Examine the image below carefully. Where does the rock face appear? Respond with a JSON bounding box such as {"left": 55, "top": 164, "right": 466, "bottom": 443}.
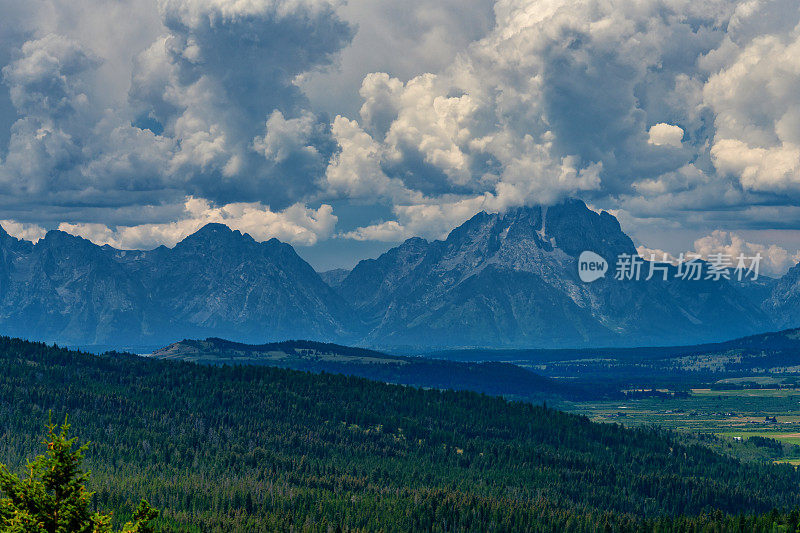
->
{"left": 0, "top": 199, "right": 789, "bottom": 349}
{"left": 338, "top": 200, "right": 772, "bottom": 348}
{"left": 0, "top": 223, "right": 362, "bottom": 346}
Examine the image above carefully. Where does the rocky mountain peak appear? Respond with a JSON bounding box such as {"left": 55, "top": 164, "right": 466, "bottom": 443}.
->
{"left": 399, "top": 236, "right": 429, "bottom": 249}
{"left": 0, "top": 224, "right": 33, "bottom": 253}
{"left": 441, "top": 199, "right": 634, "bottom": 261}
{"left": 542, "top": 201, "right": 634, "bottom": 258}
{"left": 172, "top": 223, "right": 257, "bottom": 255}
{"left": 41, "top": 229, "right": 87, "bottom": 244}
{"left": 37, "top": 230, "right": 109, "bottom": 259}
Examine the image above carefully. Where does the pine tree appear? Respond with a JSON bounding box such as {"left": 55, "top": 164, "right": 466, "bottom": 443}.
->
{"left": 0, "top": 417, "right": 159, "bottom": 533}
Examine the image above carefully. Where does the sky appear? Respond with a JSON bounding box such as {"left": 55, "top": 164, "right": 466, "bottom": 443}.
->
{"left": 1, "top": 0, "right": 800, "bottom": 274}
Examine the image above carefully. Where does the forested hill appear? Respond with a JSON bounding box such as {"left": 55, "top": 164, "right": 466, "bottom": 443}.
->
{"left": 2, "top": 336, "right": 800, "bottom": 531}
{"left": 151, "top": 337, "right": 587, "bottom": 400}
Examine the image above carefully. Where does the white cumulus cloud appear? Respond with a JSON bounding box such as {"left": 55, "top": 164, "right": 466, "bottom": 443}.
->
{"left": 648, "top": 123, "right": 684, "bottom": 147}
{"left": 56, "top": 197, "right": 338, "bottom": 249}
{"left": 0, "top": 220, "right": 47, "bottom": 242}
{"left": 638, "top": 230, "right": 800, "bottom": 277}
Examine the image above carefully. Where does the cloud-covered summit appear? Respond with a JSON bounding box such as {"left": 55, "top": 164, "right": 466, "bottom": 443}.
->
{"left": 1, "top": 0, "right": 800, "bottom": 272}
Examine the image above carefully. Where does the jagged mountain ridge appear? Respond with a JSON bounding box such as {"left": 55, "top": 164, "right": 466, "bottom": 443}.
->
{"left": 0, "top": 199, "right": 791, "bottom": 348}
{"left": 0, "top": 223, "right": 362, "bottom": 345}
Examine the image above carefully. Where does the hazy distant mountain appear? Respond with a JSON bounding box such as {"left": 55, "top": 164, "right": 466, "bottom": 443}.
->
{"left": 0, "top": 200, "right": 791, "bottom": 349}
{"left": 0, "top": 223, "right": 362, "bottom": 346}
{"left": 0, "top": 229, "right": 150, "bottom": 345}
{"left": 318, "top": 268, "right": 351, "bottom": 288}
{"left": 338, "top": 200, "right": 771, "bottom": 348}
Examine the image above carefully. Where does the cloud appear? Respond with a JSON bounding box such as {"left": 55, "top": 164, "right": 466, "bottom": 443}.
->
{"left": 253, "top": 111, "right": 321, "bottom": 164}
{"left": 2, "top": 0, "right": 800, "bottom": 267}
{"left": 324, "top": 115, "right": 412, "bottom": 200}
{"left": 2, "top": 34, "right": 100, "bottom": 117}
{"left": 711, "top": 138, "right": 800, "bottom": 194}
{"left": 126, "top": 0, "right": 353, "bottom": 206}
{"left": 298, "top": 0, "right": 496, "bottom": 117}
{"left": 636, "top": 246, "right": 678, "bottom": 264}
{"left": 704, "top": 2, "right": 800, "bottom": 193}
{"left": 342, "top": 193, "right": 506, "bottom": 242}
{"left": 638, "top": 230, "right": 800, "bottom": 277}
{"left": 330, "top": 1, "right": 735, "bottom": 225}
{"left": 693, "top": 230, "right": 800, "bottom": 277}
{"left": 338, "top": 220, "right": 409, "bottom": 241}
{"left": 648, "top": 123, "right": 684, "bottom": 147}
{"left": 330, "top": 0, "right": 731, "bottom": 242}
{"left": 0, "top": 220, "right": 47, "bottom": 242}
{"left": 56, "top": 197, "right": 337, "bottom": 249}
{"left": 0, "top": 0, "right": 353, "bottom": 219}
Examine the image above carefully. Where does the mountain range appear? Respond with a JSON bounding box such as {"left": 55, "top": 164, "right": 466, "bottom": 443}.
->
{"left": 0, "top": 199, "right": 796, "bottom": 349}
{"left": 0, "top": 223, "right": 359, "bottom": 346}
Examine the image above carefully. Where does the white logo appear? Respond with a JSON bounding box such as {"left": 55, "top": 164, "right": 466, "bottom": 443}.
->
{"left": 578, "top": 251, "right": 608, "bottom": 283}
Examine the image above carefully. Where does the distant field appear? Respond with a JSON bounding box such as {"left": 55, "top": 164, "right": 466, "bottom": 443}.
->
{"left": 715, "top": 431, "right": 800, "bottom": 446}
{"left": 558, "top": 386, "right": 800, "bottom": 462}
{"left": 691, "top": 388, "right": 800, "bottom": 397}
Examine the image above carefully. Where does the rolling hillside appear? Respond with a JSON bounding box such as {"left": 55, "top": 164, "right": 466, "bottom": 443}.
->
{"left": 2, "top": 336, "right": 800, "bottom": 531}
{"left": 150, "top": 337, "right": 588, "bottom": 400}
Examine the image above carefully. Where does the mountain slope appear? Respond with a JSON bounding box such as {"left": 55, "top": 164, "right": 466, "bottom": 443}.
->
{"left": 765, "top": 262, "right": 800, "bottom": 330}
{"left": 133, "top": 224, "right": 363, "bottom": 343}
{"left": 339, "top": 200, "right": 771, "bottom": 349}
{"left": 0, "top": 230, "right": 151, "bottom": 344}
{"left": 318, "top": 268, "right": 350, "bottom": 288}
